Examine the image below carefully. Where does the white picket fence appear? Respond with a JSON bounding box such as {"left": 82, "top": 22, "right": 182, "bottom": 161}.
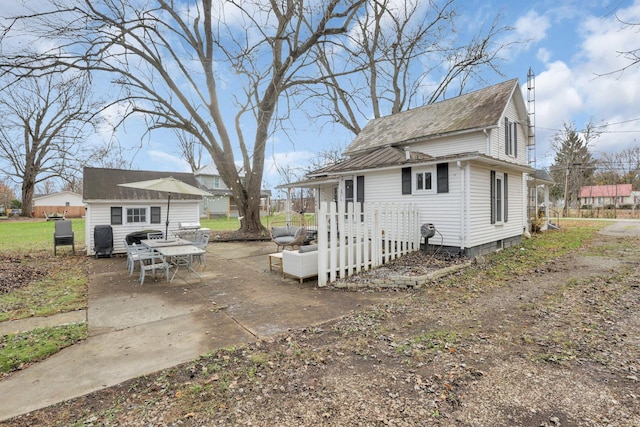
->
{"left": 317, "top": 201, "right": 421, "bottom": 286}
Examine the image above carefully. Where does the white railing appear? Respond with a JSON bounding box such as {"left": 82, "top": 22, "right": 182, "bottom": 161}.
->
{"left": 317, "top": 201, "right": 420, "bottom": 286}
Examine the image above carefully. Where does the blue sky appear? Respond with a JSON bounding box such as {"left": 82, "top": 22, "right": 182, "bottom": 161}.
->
{"left": 132, "top": 0, "right": 640, "bottom": 190}
{"left": 3, "top": 0, "right": 640, "bottom": 194}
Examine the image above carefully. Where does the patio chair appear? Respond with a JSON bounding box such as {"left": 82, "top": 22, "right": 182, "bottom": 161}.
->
{"left": 123, "top": 239, "right": 152, "bottom": 275}
{"left": 192, "top": 231, "right": 211, "bottom": 266}
{"left": 134, "top": 243, "right": 170, "bottom": 285}
{"left": 270, "top": 212, "right": 307, "bottom": 251}
{"left": 54, "top": 220, "right": 75, "bottom": 256}
{"left": 147, "top": 231, "right": 164, "bottom": 240}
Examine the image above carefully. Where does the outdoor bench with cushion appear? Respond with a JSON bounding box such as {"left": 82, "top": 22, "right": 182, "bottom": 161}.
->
{"left": 282, "top": 242, "right": 370, "bottom": 284}
{"left": 282, "top": 244, "right": 319, "bottom": 283}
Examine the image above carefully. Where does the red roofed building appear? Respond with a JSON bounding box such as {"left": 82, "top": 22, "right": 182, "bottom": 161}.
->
{"left": 578, "top": 184, "right": 639, "bottom": 207}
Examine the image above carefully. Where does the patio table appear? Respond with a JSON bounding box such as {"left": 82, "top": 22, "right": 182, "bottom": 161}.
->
{"left": 140, "top": 238, "right": 192, "bottom": 249}
{"left": 153, "top": 244, "right": 206, "bottom": 282}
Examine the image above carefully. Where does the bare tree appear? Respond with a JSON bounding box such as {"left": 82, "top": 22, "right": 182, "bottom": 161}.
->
{"left": 0, "top": 177, "right": 16, "bottom": 212}
{"left": 596, "top": 147, "right": 640, "bottom": 189}
{"left": 0, "top": 71, "right": 97, "bottom": 216}
{"left": 0, "top": 0, "right": 365, "bottom": 232}
{"left": 312, "top": 0, "right": 514, "bottom": 134}
{"left": 175, "top": 130, "right": 206, "bottom": 173}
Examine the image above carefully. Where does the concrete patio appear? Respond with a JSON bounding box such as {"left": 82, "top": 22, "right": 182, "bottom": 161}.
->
{"left": 0, "top": 240, "right": 399, "bottom": 421}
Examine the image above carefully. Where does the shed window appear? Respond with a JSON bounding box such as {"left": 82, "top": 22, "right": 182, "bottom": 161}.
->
{"left": 110, "top": 207, "right": 122, "bottom": 225}
{"left": 126, "top": 208, "right": 147, "bottom": 224}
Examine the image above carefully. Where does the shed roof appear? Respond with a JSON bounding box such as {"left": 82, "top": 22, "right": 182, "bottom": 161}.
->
{"left": 579, "top": 184, "right": 633, "bottom": 198}
{"left": 345, "top": 79, "right": 521, "bottom": 155}
{"left": 83, "top": 167, "right": 204, "bottom": 201}
{"left": 33, "top": 191, "right": 83, "bottom": 201}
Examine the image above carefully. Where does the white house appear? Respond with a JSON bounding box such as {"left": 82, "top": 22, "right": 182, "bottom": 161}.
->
{"left": 194, "top": 163, "right": 234, "bottom": 217}
{"left": 83, "top": 167, "right": 203, "bottom": 256}
{"left": 285, "top": 79, "right": 535, "bottom": 257}
{"left": 33, "top": 191, "right": 84, "bottom": 218}
{"left": 195, "top": 162, "right": 272, "bottom": 218}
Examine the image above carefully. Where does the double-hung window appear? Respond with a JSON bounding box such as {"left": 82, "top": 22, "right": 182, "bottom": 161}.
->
{"left": 490, "top": 171, "right": 508, "bottom": 224}
{"left": 126, "top": 207, "right": 147, "bottom": 224}
{"left": 504, "top": 117, "right": 518, "bottom": 158}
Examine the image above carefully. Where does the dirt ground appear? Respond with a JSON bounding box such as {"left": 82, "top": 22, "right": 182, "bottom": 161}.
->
{"left": 3, "top": 223, "right": 640, "bottom": 426}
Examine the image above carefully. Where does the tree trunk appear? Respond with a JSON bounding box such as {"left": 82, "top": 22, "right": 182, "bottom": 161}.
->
{"left": 21, "top": 178, "right": 35, "bottom": 218}
{"left": 234, "top": 184, "right": 264, "bottom": 234}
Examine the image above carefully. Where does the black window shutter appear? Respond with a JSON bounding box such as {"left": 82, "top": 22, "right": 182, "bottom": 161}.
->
{"left": 437, "top": 163, "right": 449, "bottom": 193}
{"left": 150, "top": 206, "right": 161, "bottom": 224}
{"left": 345, "top": 179, "right": 354, "bottom": 201}
{"left": 513, "top": 124, "right": 518, "bottom": 158}
{"left": 111, "top": 207, "right": 122, "bottom": 225}
{"left": 490, "top": 171, "right": 496, "bottom": 224}
{"left": 402, "top": 167, "right": 412, "bottom": 195}
{"left": 504, "top": 118, "right": 509, "bottom": 155}
{"left": 504, "top": 173, "right": 509, "bottom": 222}
{"left": 356, "top": 176, "right": 365, "bottom": 203}
{"left": 356, "top": 175, "right": 365, "bottom": 217}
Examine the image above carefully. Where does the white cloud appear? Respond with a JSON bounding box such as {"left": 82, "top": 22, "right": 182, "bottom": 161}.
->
{"left": 146, "top": 150, "right": 191, "bottom": 173}
{"left": 530, "top": 0, "right": 640, "bottom": 164}
{"left": 514, "top": 10, "right": 551, "bottom": 47}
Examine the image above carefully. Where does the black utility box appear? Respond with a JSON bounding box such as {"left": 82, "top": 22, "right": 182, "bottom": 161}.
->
{"left": 94, "top": 225, "right": 114, "bottom": 259}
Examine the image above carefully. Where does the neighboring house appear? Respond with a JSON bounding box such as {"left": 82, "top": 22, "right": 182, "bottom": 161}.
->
{"left": 579, "top": 184, "right": 639, "bottom": 207}
{"left": 284, "top": 79, "right": 535, "bottom": 257}
{"left": 33, "top": 191, "right": 85, "bottom": 218}
{"left": 83, "top": 167, "right": 203, "bottom": 256}
{"left": 195, "top": 162, "right": 272, "bottom": 218}
{"left": 194, "top": 163, "right": 234, "bottom": 217}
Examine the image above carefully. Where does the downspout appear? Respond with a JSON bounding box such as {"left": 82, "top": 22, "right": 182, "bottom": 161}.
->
{"left": 457, "top": 160, "right": 467, "bottom": 254}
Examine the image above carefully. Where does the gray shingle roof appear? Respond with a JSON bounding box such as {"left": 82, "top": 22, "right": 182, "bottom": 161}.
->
{"left": 345, "top": 79, "right": 519, "bottom": 155}
{"left": 83, "top": 167, "right": 203, "bottom": 201}
{"left": 310, "top": 146, "right": 433, "bottom": 175}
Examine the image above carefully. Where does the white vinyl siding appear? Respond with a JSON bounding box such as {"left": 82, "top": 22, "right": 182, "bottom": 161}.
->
{"left": 495, "top": 100, "right": 526, "bottom": 164}
{"left": 358, "top": 164, "right": 463, "bottom": 248}
{"left": 467, "top": 165, "right": 525, "bottom": 248}
{"left": 408, "top": 132, "right": 487, "bottom": 157}
{"left": 33, "top": 192, "right": 84, "bottom": 207}
{"left": 84, "top": 200, "right": 200, "bottom": 256}
{"left": 319, "top": 162, "right": 527, "bottom": 253}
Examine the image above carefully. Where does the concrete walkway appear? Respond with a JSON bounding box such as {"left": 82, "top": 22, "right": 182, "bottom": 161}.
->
{"left": 0, "top": 241, "right": 397, "bottom": 421}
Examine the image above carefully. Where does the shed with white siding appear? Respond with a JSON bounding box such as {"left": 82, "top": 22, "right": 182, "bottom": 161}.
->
{"left": 283, "top": 79, "right": 535, "bottom": 258}
{"left": 82, "top": 167, "right": 203, "bottom": 256}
